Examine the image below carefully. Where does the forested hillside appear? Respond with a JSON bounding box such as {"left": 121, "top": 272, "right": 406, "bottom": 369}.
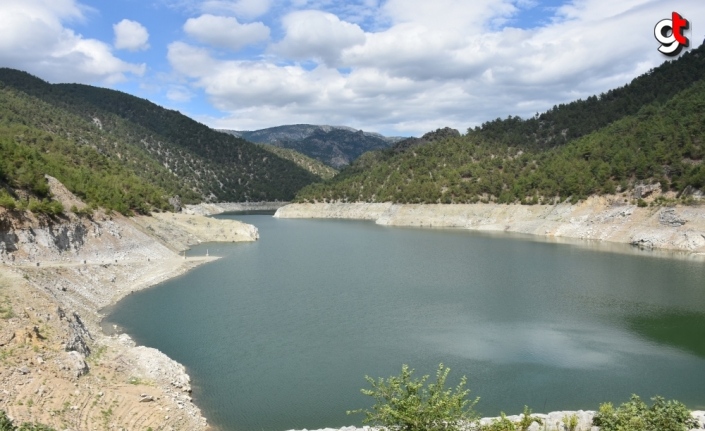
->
{"left": 295, "top": 47, "right": 705, "bottom": 205}
{"left": 0, "top": 69, "right": 320, "bottom": 214}
{"left": 0, "top": 87, "right": 172, "bottom": 214}
{"left": 472, "top": 44, "right": 705, "bottom": 148}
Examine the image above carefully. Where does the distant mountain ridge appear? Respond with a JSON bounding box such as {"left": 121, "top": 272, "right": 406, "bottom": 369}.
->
{"left": 222, "top": 124, "right": 404, "bottom": 144}
{"left": 219, "top": 124, "right": 407, "bottom": 169}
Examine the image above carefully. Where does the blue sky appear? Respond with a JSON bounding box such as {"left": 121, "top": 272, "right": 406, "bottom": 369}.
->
{"left": 0, "top": 0, "right": 703, "bottom": 136}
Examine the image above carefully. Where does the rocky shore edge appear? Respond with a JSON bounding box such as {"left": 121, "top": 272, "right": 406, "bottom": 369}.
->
{"left": 286, "top": 409, "right": 705, "bottom": 431}
{"left": 0, "top": 179, "right": 258, "bottom": 430}
{"left": 274, "top": 198, "right": 705, "bottom": 255}
{"left": 183, "top": 201, "right": 288, "bottom": 216}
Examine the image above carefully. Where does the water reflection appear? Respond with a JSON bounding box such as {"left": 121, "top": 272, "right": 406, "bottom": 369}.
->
{"left": 421, "top": 320, "right": 688, "bottom": 369}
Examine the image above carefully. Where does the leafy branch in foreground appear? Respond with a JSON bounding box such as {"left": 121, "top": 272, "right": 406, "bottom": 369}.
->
{"left": 593, "top": 395, "right": 698, "bottom": 431}
{"left": 348, "top": 363, "right": 479, "bottom": 431}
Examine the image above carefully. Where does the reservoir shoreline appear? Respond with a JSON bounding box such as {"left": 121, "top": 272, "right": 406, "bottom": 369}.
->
{"left": 0, "top": 195, "right": 259, "bottom": 431}
{"left": 273, "top": 199, "right": 705, "bottom": 255}
{"left": 3, "top": 193, "right": 705, "bottom": 430}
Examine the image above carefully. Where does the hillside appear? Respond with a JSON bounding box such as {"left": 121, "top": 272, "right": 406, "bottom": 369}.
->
{"left": 256, "top": 145, "right": 338, "bottom": 180}
{"left": 220, "top": 124, "right": 404, "bottom": 168}
{"left": 471, "top": 44, "right": 705, "bottom": 148}
{"left": 294, "top": 47, "right": 705, "bottom": 205}
{"left": 0, "top": 87, "right": 173, "bottom": 214}
{"left": 0, "top": 69, "right": 319, "bottom": 214}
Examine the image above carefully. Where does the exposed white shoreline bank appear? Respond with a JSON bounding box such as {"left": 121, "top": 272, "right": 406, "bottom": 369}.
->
{"left": 183, "top": 201, "right": 288, "bottom": 216}
{"left": 1, "top": 184, "right": 259, "bottom": 431}
{"left": 274, "top": 199, "right": 705, "bottom": 255}
{"left": 284, "top": 409, "right": 705, "bottom": 431}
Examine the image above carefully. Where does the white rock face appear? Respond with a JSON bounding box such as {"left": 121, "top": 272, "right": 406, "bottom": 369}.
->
{"left": 274, "top": 200, "right": 705, "bottom": 254}
{"left": 183, "top": 201, "right": 288, "bottom": 215}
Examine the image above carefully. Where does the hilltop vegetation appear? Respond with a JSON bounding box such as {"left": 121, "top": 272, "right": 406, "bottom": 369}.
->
{"left": 0, "top": 69, "right": 319, "bottom": 215}
{"left": 295, "top": 46, "right": 705, "bottom": 205}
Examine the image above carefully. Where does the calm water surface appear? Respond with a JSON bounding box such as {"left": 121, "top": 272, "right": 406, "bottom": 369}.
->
{"left": 104, "top": 214, "right": 705, "bottom": 431}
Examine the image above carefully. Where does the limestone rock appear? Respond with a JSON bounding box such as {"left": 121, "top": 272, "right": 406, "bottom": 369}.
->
{"left": 64, "top": 311, "right": 93, "bottom": 356}
{"left": 118, "top": 333, "right": 136, "bottom": 347}
{"left": 169, "top": 195, "right": 182, "bottom": 213}
{"left": 59, "top": 351, "right": 89, "bottom": 378}
{"left": 633, "top": 183, "right": 660, "bottom": 199}
{"left": 659, "top": 208, "right": 687, "bottom": 227}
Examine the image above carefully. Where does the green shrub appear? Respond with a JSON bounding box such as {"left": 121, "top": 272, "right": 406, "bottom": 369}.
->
{"left": 478, "top": 406, "right": 543, "bottom": 431}
{"left": 0, "top": 410, "right": 56, "bottom": 431}
{"left": 562, "top": 413, "right": 579, "bottom": 431}
{"left": 0, "top": 191, "right": 15, "bottom": 210}
{"left": 482, "top": 412, "right": 516, "bottom": 431}
{"left": 26, "top": 199, "right": 63, "bottom": 215}
{"left": 348, "top": 363, "right": 479, "bottom": 431}
{"left": 0, "top": 411, "right": 13, "bottom": 431}
{"left": 593, "top": 395, "right": 698, "bottom": 431}
{"left": 518, "top": 406, "right": 543, "bottom": 431}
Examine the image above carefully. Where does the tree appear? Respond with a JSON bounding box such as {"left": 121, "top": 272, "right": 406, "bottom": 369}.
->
{"left": 348, "top": 363, "right": 479, "bottom": 431}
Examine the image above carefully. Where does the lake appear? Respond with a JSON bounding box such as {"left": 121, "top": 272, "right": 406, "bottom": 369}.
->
{"left": 104, "top": 213, "right": 705, "bottom": 431}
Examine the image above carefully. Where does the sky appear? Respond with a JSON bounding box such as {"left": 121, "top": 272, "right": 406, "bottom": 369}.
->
{"left": 0, "top": 0, "right": 703, "bottom": 137}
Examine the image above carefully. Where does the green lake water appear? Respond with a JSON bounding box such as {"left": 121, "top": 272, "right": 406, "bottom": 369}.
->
{"left": 103, "top": 214, "right": 705, "bottom": 431}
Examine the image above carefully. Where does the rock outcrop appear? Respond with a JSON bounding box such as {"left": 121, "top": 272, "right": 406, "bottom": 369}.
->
{"left": 61, "top": 309, "right": 93, "bottom": 356}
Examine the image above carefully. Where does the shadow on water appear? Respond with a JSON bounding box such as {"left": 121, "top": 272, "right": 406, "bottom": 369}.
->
{"left": 628, "top": 311, "right": 705, "bottom": 359}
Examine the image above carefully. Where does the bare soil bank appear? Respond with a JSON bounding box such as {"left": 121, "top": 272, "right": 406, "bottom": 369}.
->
{"left": 274, "top": 198, "right": 705, "bottom": 255}
{"left": 0, "top": 179, "right": 258, "bottom": 431}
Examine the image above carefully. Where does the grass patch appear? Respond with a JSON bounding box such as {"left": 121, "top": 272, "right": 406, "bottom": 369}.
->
{"left": 127, "top": 376, "right": 150, "bottom": 386}
{"left": 87, "top": 345, "right": 107, "bottom": 364}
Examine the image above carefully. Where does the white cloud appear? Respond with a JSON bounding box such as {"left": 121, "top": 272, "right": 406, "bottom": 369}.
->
{"left": 272, "top": 10, "right": 365, "bottom": 65}
{"left": 0, "top": 0, "right": 145, "bottom": 84}
{"left": 201, "top": 0, "right": 272, "bottom": 19}
{"left": 169, "top": 42, "right": 327, "bottom": 107}
{"left": 167, "top": 85, "right": 195, "bottom": 102}
{"left": 382, "top": 0, "right": 517, "bottom": 31}
{"left": 169, "top": 0, "right": 705, "bottom": 136}
{"left": 113, "top": 19, "right": 150, "bottom": 51}
{"left": 184, "top": 14, "right": 270, "bottom": 50}
{"left": 167, "top": 42, "right": 219, "bottom": 78}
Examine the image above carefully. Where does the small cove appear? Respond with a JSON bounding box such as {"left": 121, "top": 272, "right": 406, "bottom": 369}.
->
{"left": 104, "top": 214, "right": 705, "bottom": 431}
